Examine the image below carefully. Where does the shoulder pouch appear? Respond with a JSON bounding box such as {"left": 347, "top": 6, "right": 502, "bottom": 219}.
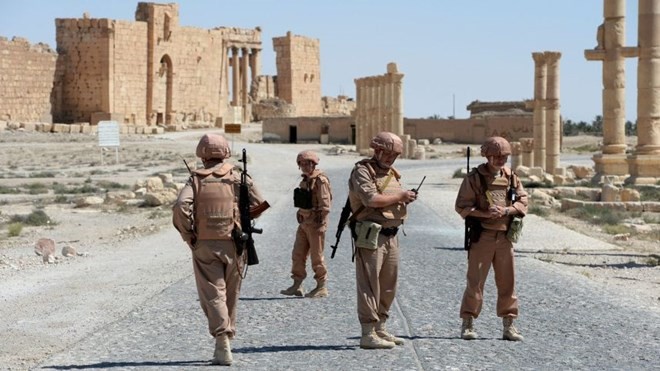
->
{"left": 507, "top": 216, "right": 523, "bottom": 243}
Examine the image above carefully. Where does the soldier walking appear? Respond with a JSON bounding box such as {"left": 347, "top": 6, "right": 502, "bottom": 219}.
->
{"left": 172, "top": 134, "right": 268, "bottom": 365}
{"left": 348, "top": 131, "right": 417, "bottom": 349}
{"left": 281, "top": 150, "right": 333, "bottom": 298}
{"left": 455, "top": 136, "right": 528, "bottom": 341}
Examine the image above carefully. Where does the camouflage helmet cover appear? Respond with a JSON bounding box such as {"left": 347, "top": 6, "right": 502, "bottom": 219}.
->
{"left": 297, "top": 150, "right": 319, "bottom": 165}
{"left": 370, "top": 131, "right": 404, "bottom": 154}
{"left": 480, "top": 136, "right": 512, "bottom": 157}
{"left": 196, "top": 134, "right": 231, "bottom": 159}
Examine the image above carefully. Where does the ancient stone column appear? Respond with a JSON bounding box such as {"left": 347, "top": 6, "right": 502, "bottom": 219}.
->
{"left": 627, "top": 0, "right": 660, "bottom": 184}
{"left": 388, "top": 63, "right": 404, "bottom": 137}
{"left": 585, "top": 0, "right": 637, "bottom": 178}
{"left": 520, "top": 138, "right": 535, "bottom": 167}
{"left": 241, "top": 48, "right": 249, "bottom": 122}
{"left": 250, "top": 48, "right": 261, "bottom": 80}
{"left": 231, "top": 47, "right": 239, "bottom": 107}
{"left": 545, "top": 51, "right": 562, "bottom": 175}
{"left": 510, "top": 141, "right": 522, "bottom": 171}
{"left": 532, "top": 52, "right": 547, "bottom": 170}
{"left": 354, "top": 80, "right": 366, "bottom": 152}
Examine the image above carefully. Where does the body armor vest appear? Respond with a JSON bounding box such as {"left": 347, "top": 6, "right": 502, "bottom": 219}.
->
{"left": 353, "top": 159, "right": 407, "bottom": 228}
{"left": 192, "top": 163, "right": 239, "bottom": 240}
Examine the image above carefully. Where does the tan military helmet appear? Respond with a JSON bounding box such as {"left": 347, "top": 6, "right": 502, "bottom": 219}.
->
{"left": 370, "top": 131, "right": 404, "bottom": 154}
{"left": 297, "top": 150, "right": 319, "bottom": 165}
{"left": 196, "top": 134, "right": 231, "bottom": 159}
{"left": 480, "top": 136, "right": 512, "bottom": 157}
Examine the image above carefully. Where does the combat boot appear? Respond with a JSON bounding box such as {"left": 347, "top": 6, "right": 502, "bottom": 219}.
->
{"left": 360, "top": 323, "right": 396, "bottom": 349}
{"left": 211, "top": 333, "right": 233, "bottom": 366}
{"left": 280, "top": 279, "right": 304, "bottom": 297}
{"left": 502, "top": 317, "right": 524, "bottom": 341}
{"left": 375, "top": 320, "right": 404, "bottom": 345}
{"left": 304, "top": 280, "right": 328, "bottom": 298}
{"left": 461, "top": 317, "right": 478, "bottom": 340}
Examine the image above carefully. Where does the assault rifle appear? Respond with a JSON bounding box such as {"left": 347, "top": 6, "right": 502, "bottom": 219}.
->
{"left": 330, "top": 198, "right": 352, "bottom": 259}
{"left": 235, "top": 149, "right": 262, "bottom": 266}
{"left": 463, "top": 146, "right": 484, "bottom": 251}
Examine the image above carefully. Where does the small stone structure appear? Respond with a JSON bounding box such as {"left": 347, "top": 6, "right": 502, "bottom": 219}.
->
{"left": 354, "top": 63, "right": 404, "bottom": 155}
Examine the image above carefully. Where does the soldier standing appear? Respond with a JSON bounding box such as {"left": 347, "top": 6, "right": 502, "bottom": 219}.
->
{"left": 348, "top": 131, "right": 417, "bottom": 349}
{"left": 281, "top": 150, "right": 333, "bottom": 298}
{"left": 455, "top": 136, "right": 528, "bottom": 341}
{"left": 172, "top": 134, "right": 269, "bottom": 365}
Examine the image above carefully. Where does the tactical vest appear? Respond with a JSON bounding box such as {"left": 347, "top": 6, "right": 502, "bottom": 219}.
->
{"left": 192, "top": 162, "right": 239, "bottom": 240}
{"left": 352, "top": 159, "right": 407, "bottom": 227}
{"left": 471, "top": 165, "right": 517, "bottom": 231}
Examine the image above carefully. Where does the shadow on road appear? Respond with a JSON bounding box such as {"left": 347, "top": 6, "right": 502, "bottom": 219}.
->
{"left": 43, "top": 360, "right": 208, "bottom": 369}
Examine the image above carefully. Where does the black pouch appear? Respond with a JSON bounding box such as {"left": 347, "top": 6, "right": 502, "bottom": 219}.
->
{"left": 465, "top": 217, "right": 483, "bottom": 250}
{"left": 293, "top": 187, "right": 313, "bottom": 209}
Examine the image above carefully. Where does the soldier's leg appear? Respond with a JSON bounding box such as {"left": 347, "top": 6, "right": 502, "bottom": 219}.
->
{"left": 377, "top": 235, "right": 399, "bottom": 317}
{"left": 305, "top": 227, "right": 328, "bottom": 298}
{"left": 290, "top": 225, "right": 310, "bottom": 281}
{"left": 375, "top": 235, "right": 404, "bottom": 345}
{"left": 493, "top": 234, "right": 519, "bottom": 318}
{"left": 222, "top": 241, "right": 242, "bottom": 338}
{"left": 355, "top": 245, "right": 383, "bottom": 323}
{"left": 459, "top": 231, "right": 496, "bottom": 319}
{"left": 192, "top": 240, "right": 231, "bottom": 338}
{"left": 356, "top": 244, "right": 394, "bottom": 349}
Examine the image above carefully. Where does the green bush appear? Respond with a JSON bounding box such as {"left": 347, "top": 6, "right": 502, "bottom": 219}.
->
{"left": 638, "top": 187, "right": 660, "bottom": 202}
{"left": 0, "top": 185, "right": 20, "bottom": 194}
{"left": 10, "top": 209, "right": 54, "bottom": 226}
{"left": 7, "top": 223, "right": 23, "bottom": 237}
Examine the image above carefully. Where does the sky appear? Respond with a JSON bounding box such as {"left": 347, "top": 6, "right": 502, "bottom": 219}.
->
{"left": 0, "top": 0, "right": 644, "bottom": 123}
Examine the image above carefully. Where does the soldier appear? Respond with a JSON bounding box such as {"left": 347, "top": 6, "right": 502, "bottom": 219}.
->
{"left": 281, "top": 150, "right": 333, "bottom": 298}
{"left": 348, "top": 131, "right": 417, "bottom": 349}
{"left": 455, "top": 136, "right": 528, "bottom": 341}
{"left": 172, "top": 134, "right": 268, "bottom": 365}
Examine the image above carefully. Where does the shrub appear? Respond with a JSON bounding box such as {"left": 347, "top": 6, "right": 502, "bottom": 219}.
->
{"left": 7, "top": 223, "right": 23, "bottom": 237}
{"left": 566, "top": 205, "right": 625, "bottom": 225}
{"left": 638, "top": 187, "right": 660, "bottom": 202}
{"left": 10, "top": 209, "right": 54, "bottom": 226}
{"left": 25, "top": 183, "right": 49, "bottom": 195}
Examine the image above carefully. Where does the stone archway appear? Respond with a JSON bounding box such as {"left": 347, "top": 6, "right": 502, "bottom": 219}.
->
{"left": 155, "top": 54, "right": 173, "bottom": 125}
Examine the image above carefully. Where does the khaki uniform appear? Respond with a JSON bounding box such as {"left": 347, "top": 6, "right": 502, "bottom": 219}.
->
{"left": 455, "top": 163, "right": 528, "bottom": 319}
{"left": 349, "top": 159, "right": 408, "bottom": 324}
{"left": 173, "top": 161, "right": 265, "bottom": 338}
{"left": 290, "top": 169, "right": 332, "bottom": 283}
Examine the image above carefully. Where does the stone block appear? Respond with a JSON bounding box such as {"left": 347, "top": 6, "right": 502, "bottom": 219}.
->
{"left": 0, "top": 121, "right": 6, "bottom": 131}
{"left": 620, "top": 188, "right": 641, "bottom": 202}
{"left": 69, "top": 124, "right": 81, "bottom": 133}
{"left": 20, "top": 122, "right": 36, "bottom": 132}
{"left": 529, "top": 167, "right": 545, "bottom": 178}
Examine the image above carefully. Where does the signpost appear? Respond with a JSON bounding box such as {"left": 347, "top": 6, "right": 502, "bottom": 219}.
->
{"left": 224, "top": 124, "right": 241, "bottom": 154}
{"left": 97, "top": 120, "right": 120, "bottom": 165}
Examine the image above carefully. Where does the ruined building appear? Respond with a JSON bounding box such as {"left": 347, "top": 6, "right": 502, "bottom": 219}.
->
{"left": 0, "top": 2, "right": 351, "bottom": 128}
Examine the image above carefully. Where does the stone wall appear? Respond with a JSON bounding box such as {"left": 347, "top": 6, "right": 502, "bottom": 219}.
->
{"left": 322, "top": 95, "right": 356, "bottom": 116}
{"left": 112, "top": 21, "right": 148, "bottom": 124}
{"left": 0, "top": 37, "right": 57, "bottom": 122}
{"left": 273, "top": 32, "right": 322, "bottom": 116}
{"left": 404, "top": 115, "right": 533, "bottom": 143}
{"left": 263, "top": 116, "right": 353, "bottom": 144}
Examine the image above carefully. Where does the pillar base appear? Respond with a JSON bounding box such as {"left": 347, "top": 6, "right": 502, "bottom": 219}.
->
{"left": 624, "top": 154, "right": 660, "bottom": 185}
{"left": 592, "top": 153, "right": 629, "bottom": 176}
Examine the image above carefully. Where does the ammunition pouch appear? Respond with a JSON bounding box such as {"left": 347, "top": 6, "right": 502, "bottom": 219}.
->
{"left": 354, "top": 221, "right": 382, "bottom": 250}
{"left": 293, "top": 187, "right": 313, "bottom": 209}
{"left": 506, "top": 216, "right": 523, "bottom": 243}
{"left": 380, "top": 227, "right": 399, "bottom": 237}
{"left": 465, "top": 217, "right": 483, "bottom": 251}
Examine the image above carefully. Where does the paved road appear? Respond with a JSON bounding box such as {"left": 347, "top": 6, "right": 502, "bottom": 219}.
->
{"left": 36, "top": 142, "right": 660, "bottom": 370}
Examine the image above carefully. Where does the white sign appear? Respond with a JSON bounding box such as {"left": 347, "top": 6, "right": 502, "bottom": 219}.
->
{"left": 98, "top": 120, "right": 120, "bottom": 147}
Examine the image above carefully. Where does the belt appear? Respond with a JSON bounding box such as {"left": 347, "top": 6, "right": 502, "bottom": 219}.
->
{"left": 380, "top": 227, "right": 399, "bottom": 237}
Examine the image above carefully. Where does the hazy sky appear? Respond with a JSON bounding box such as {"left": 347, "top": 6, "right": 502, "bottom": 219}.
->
{"left": 0, "top": 1, "right": 643, "bottom": 123}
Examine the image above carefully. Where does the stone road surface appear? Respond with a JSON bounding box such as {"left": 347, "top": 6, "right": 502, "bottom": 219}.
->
{"left": 35, "top": 142, "right": 660, "bottom": 370}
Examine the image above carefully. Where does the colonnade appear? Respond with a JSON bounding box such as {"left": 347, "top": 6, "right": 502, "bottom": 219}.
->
{"left": 530, "top": 51, "right": 562, "bottom": 175}
{"left": 228, "top": 46, "right": 260, "bottom": 123}
{"left": 354, "top": 63, "right": 404, "bottom": 154}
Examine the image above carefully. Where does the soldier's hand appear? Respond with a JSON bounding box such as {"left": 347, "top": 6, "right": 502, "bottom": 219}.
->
{"left": 488, "top": 205, "right": 505, "bottom": 218}
{"left": 401, "top": 190, "right": 417, "bottom": 204}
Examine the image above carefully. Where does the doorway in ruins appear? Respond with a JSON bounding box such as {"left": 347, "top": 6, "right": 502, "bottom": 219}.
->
{"left": 154, "top": 54, "right": 173, "bottom": 124}
{"left": 289, "top": 125, "right": 297, "bottom": 143}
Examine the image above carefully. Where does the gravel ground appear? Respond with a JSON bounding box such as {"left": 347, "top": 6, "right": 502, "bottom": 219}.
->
{"left": 0, "top": 129, "right": 658, "bottom": 370}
